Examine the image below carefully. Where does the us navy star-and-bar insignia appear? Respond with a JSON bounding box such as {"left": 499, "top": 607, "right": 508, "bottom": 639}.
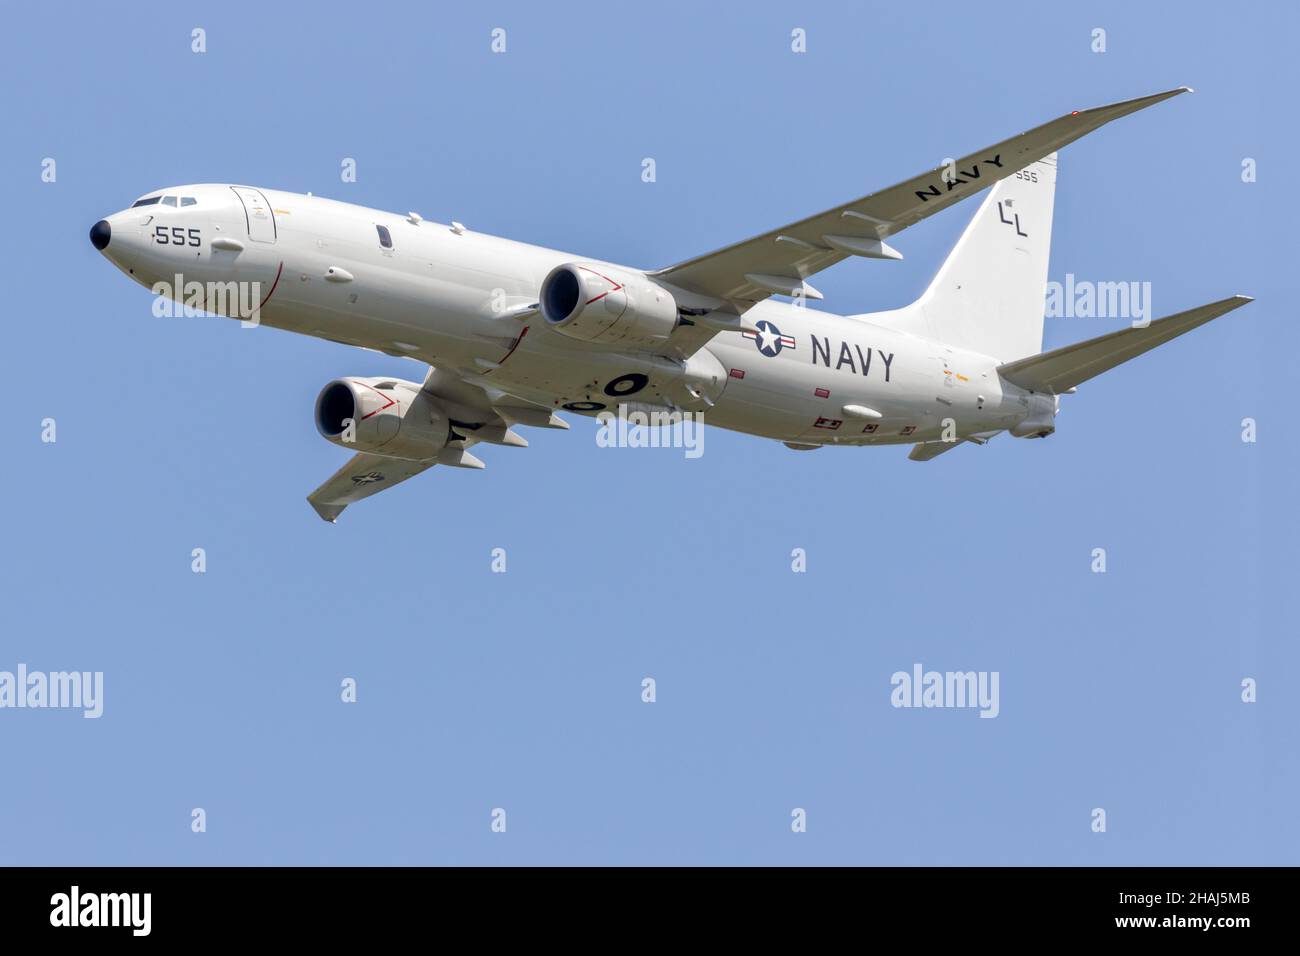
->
{"left": 352, "top": 471, "right": 386, "bottom": 485}
{"left": 742, "top": 320, "right": 796, "bottom": 357}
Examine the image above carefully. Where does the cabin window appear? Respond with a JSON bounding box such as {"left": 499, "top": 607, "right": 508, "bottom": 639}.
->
{"left": 376, "top": 225, "right": 393, "bottom": 249}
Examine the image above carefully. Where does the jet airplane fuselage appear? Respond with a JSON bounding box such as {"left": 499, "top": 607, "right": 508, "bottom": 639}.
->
{"left": 90, "top": 91, "right": 1255, "bottom": 519}
{"left": 92, "top": 183, "right": 1027, "bottom": 448}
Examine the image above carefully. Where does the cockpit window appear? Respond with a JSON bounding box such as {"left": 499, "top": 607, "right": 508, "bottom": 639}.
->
{"left": 162, "top": 196, "right": 179, "bottom": 207}
{"left": 376, "top": 225, "right": 393, "bottom": 249}
{"left": 131, "top": 196, "right": 161, "bottom": 207}
{"left": 181, "top": 197, "right": 197, "bottom": 207}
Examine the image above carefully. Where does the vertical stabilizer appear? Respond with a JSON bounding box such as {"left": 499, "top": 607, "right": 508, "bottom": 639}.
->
{"left": 870, "top": 154, "right": 1057, "bottom": 362}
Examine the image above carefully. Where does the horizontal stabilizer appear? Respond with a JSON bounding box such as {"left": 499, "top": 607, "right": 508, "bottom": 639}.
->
{"left": 997, "top": 295, "right": 1254, "bottom": 394}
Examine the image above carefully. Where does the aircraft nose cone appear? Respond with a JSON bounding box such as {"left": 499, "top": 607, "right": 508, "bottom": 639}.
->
{"left": 89, "top": 219, "right": 111, "bottom": 250}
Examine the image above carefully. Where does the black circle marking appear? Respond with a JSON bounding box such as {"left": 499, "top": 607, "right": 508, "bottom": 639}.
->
{"left": 603, "top": 373, "right": 649, "bottom": 397}
{"left": 562, "top": 401, "right": 606, "bottom": 412}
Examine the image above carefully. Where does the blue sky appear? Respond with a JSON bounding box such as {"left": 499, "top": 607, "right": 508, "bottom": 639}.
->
{"left": 1, "top": 0, "right": 1295, "bottom": 864}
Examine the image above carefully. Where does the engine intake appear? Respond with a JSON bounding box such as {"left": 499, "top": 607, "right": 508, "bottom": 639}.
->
{"left": 314, "top": 377, "right": 450, "bottom": 461}
{"left": 539, "top": 262, "right": 678, "bottom": 348}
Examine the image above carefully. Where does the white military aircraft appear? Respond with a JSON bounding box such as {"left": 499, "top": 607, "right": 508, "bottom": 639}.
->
{"left": 91, "top": 87, "right": 1250, "bottom": 521}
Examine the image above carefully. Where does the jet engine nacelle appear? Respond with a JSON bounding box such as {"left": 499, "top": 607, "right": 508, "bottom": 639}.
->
{"left": 540, "top": 262, "right": 678, "bottom": 348}
{"left": 314, "top": 377, "right": 450, "bottom": 461}
{"left": 1010, "top": 392, "right": 1059, "bottom": 438}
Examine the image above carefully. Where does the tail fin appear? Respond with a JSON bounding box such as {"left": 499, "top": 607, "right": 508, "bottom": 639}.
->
{"left": 872, "top": 154, "right": 1057, "bottom": 362}
{"left": 996, "top": 295, "right": 1254, "bottom": 394}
